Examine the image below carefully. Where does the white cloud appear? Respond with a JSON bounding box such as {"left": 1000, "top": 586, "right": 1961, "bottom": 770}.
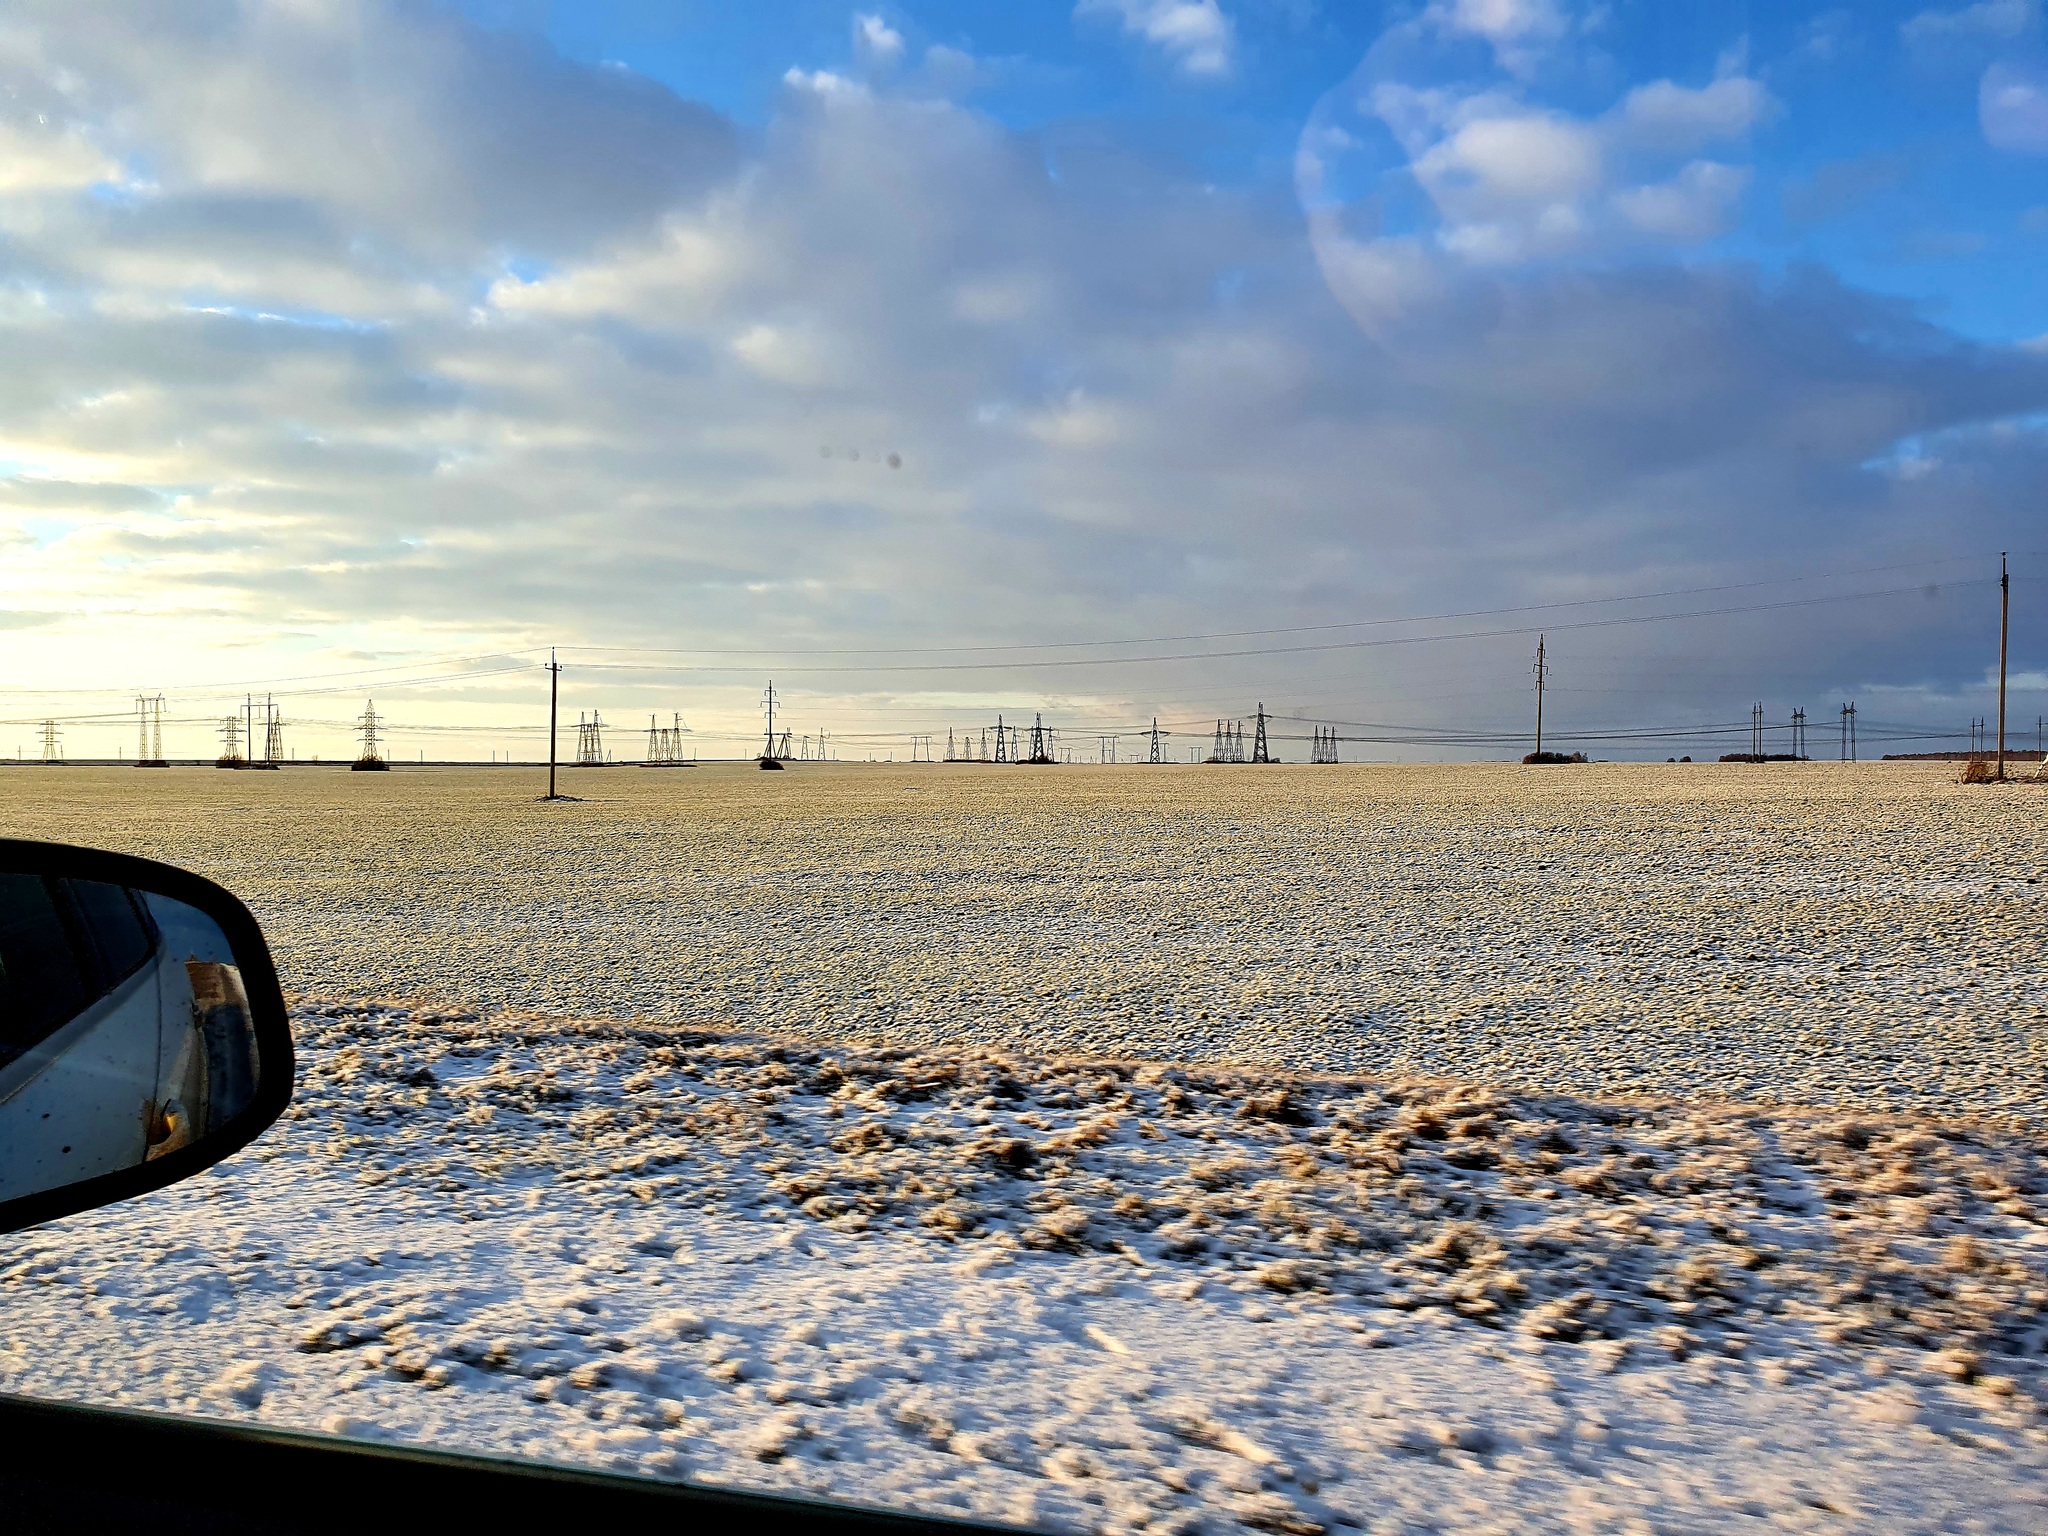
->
{"left": 0, "top": 120, "right": 119, "bottom": 194}
{"left": 1903, "top": 0, "right": 2037, "bottom": 48}
{"left": 729, "top": 322, "right": 839, "bottom": 387}
{"left": 783, "top": 66, "right": 870, "bottom": 99}
{"left": 1425, "top": 0, "right": 1567, "bottom": 75}
{"left": 1981, "top": 60, "right": 2048, "bottom": 151}
{"left": 853, "top": 13, "right": 905, "bottom": 69}
{"left": 1613, "top": 160, "right": 1752, "bottom": 242}
{"left": 0, "top": 6, "right": 735, "bottom": 273}
{"left": 1076, "top": 0, "right": 1235, "bottom": 79}
{"left": 1326, "top": 26, "right": 1773, "bottom": 284}
{"left": 1415, "top": 111, "right": 1604, "bottom": 208}
{"left": 1022, "top": 390, "right": 1126, "bottom": 449}
{"left": 488, "top": 217, "right": 746, "bottom": 326}
{"left": 1615, "top": 75, "right": 1775, "bottom": 153}
{"left": 1300, "top": 213, "right": 1445, "bottom": 338}
{"left": 949, "top": 272, "right": 1051, "bottom": 325}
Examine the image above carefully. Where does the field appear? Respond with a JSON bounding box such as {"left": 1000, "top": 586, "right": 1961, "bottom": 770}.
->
{"left": 2, "top": 763, "right": 2045, "bottom": 1531}
{"left": 3, "top": 761, "right": 2044, "bottom": 1122}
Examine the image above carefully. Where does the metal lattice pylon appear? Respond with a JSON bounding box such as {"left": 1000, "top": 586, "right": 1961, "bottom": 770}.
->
{"left": 356, "top": 700, "right": 384, "bottom": 763}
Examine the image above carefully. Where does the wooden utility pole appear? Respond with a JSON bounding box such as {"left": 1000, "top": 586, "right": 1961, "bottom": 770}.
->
{"left": 1997, "top": 551, "right": 2009, "bottom": 781}
{"left": 547, "top": 648, "right": 561, "bottom": 798}
{"left": 1532, "top": 635, "right": 1547, "bottom": 757}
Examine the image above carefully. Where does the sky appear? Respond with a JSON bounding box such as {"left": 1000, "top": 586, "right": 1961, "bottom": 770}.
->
{"left": 0, "top": 0, "right": 2044, "bottom": 763}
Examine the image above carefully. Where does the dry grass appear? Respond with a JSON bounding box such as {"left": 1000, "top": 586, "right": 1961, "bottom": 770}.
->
{"left": 286, "top": 998, "right": 2048, "bottom": 1388}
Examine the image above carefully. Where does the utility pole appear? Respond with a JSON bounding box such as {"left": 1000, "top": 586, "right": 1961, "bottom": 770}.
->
{"left": 1251, "top": 702, "right": 1271, "bottom": 764}
{"left": 547, "top": 649, "right": 561, "bottom": 797}
{"left": 1532, "top": 636, "right": 1548, "bottom": 758}
{"left": 1997, "top": 551, "right": 2009, "bottom": 780}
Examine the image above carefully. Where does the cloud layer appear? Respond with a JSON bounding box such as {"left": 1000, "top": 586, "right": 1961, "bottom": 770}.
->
{"left": 0, "top": 2, "right": 2042, "bottom": 758}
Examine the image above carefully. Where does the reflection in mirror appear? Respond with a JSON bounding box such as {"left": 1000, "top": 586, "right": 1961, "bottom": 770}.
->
{"left": 0, "top": 876, "right": 261, "bottom": 1204}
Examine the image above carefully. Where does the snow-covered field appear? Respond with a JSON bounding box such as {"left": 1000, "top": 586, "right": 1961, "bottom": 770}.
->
{"left": 5, "top": 1001, "right": 2046, "bottom": 1532}
{"left": 4, "top": 761, "right": 2043, "bottom": 1124}
{"left": 2, "top": 763, "right": 2044, "bottom": 1530}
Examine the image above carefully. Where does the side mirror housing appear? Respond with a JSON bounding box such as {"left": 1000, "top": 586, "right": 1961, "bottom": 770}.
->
{"left": 0, "top": 840, "right": 293, "bottom": 1234}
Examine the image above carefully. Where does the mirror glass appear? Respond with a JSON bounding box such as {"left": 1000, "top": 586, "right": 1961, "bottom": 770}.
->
{"left": 0, "top": 875, "right": 263, "bottom": 1204}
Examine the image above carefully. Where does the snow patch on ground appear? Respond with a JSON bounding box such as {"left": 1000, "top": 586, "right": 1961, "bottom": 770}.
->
{"left": 4, "top": 1000, "right": 2045, "bottom": 1533}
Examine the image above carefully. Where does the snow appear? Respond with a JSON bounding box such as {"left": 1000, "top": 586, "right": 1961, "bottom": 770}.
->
{"left": 4, "top": 999, "right": 2044, "bottom": 1533}
{"left": 0, "top": 761, "right": 2041, "bottom": 1130}
{"left": 2, "top": 761, "right": 2044, "bottom": 1529}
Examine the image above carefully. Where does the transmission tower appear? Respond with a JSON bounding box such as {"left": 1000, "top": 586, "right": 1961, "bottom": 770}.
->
{"left": 135, "top": 694, "right": 167, "bottom": 767}
{"left": 1149, "top": 718, "right": 1163, "bottom": 764}
{"left": 38, "top": 720, "right": 61, "bottom": 764}
{"left": 1840, "top": 701, "right": 1857, "bottom": 761}
{"left": 1251, "top": 703, "right": 1271, "bottom": 764}
{"left": 1026, "top": 712, "right": 1053, "bottom": 764}
{"left": 778, "top": 730, "right": 794, "bottom": 760}
{"left": 993, "top": 715, "right": 1008, "bottom": 763}
{"left": 263, "top": 696, "right": 284, "bottom": 766}
{"left": 352, "top": 699, "right": 388, "bottom": 770}
{"left": 217, "top": 714, "right": 244, "bottom": 767}
{"left": 945, "top": 728, "right": 955, "bottom": 762}
{"left": 761, "top": 681, "right": 779, "bottom": 760}
{"left": 1791, "top": 708, "right": 1806, "bottom": 761}
{"left": 1210, "top": 720, "right": 1225, "bottom": 762}
{"left": 1311, "top": 726, "right": 1338, "bottom": 764}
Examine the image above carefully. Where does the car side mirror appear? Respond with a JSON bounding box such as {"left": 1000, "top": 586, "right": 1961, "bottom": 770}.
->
{"left": 0, "top": 840, "right": 293, "bottom": 1235}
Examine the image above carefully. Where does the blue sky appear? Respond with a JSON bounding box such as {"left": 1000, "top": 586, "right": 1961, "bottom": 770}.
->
{"left": 0, "top": 1, "right": 2042, "bottom": 759}
{"left": 472, "top": 0, "right": 2048, "bottom": 342}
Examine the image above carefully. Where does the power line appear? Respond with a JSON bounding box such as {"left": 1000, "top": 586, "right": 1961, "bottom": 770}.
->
{"left": 552, "top": 553, "right": 2017, "bottom": 660}
{"left": 555, "top": 581, "right": 1996, "bottom": 677}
